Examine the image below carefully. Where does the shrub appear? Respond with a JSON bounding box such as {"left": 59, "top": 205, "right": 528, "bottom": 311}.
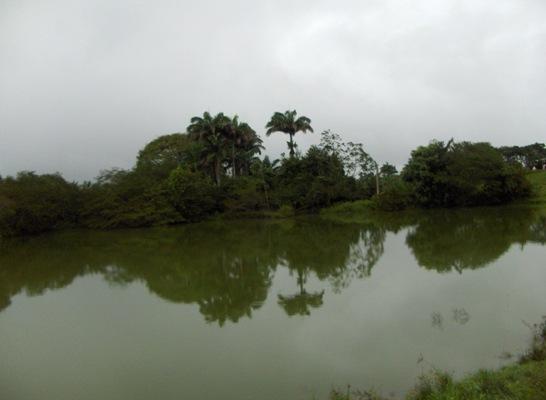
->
{"left": 0, "top": 172, "right": 81, "bottom": 236}
{"left": 372, "top": 177, "right": 412, "bottom": 211}
{"left": 402, "top": 140, "right": 531, "bottom": 207}
{"left": 166, "top": 167, "right": 219, "bottom": 221}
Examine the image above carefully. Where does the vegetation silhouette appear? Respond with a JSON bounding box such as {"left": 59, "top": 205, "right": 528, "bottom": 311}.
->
{"left": 0, "top": 111, "right": 535, "bottom": 237}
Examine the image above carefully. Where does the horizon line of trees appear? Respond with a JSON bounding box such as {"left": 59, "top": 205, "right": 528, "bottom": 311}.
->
{"left": 0, "top": 109, "right": 540, "bottom": 237}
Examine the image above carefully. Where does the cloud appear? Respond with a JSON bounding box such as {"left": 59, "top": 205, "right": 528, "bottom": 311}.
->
{"left": 1, "top": 0, "right": 545, "bottom": 180}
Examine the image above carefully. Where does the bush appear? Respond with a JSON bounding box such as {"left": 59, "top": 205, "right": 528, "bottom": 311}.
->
{"left": 80, "top": 168, "right": 183, "bottom": 229}
{"left": 372, "top": 177, "right": 412, "bottom": 211}
{"left": 166, "top": 167, "right": 219, "bottom": 221}
{"left": 402, "top": 140, "right": 531, "bottom": 207}
{"left": 222, "top": 176, "right": 268, "bottom": 212}
{"left": 0, "top": 172, "right": 81, "bottom": 236}
{"left": 274, "top": 147, "right": 354, "bottom": 209}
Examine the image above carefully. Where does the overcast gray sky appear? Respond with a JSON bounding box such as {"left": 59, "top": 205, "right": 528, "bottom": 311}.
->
{"left": 1, "top": 0, "right": 545, "bottom": 181}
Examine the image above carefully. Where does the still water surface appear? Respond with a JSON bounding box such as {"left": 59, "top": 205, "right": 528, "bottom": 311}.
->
{"left": 1, "top": 207, "right": 546, "bottom": 399}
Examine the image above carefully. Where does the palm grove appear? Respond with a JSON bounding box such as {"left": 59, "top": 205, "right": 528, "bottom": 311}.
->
{"left": 0, "top": 110, "right": 539, "bottom": 237}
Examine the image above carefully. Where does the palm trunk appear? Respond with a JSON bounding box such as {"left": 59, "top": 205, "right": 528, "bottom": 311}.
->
{"left": 289, "top": 133, "right": 295, "bottom": 157}
{"left": 232, "top": 144, "right": 236, "bottom": 177}
{"left": 215, "top": 158, "right": 221, "bottom": 186}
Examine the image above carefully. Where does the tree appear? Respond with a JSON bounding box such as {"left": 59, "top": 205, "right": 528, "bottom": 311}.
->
{"left": 136, "top": 133, "right": 192, "bottom": 179}
{"left": 166, "top": 167, "right": 218, "bottom": 221}
{"left": 380, "top": 163, "right": 397, "bottom": 177}
{"left": 0, "top": 172, "right": 81, "bottom": 236}
{"left": 187, "top": 112, "right": 231, "bottom": 185}
{"left": 318, "top": 130, "right": 381, "bottom": 196}
{"left": 265, "top": 110, "right": 313, "bottom": 157}
{"left": 225, "top": 115, "right": 259, "bottom": 177}
{"left": 402, "top": 140, "right": 530, "bottom": 207}
{"left": 229, "top": 116, "right": 264, "bottom": 176}
{"left": 498, "top": 143, "right": 546, "bottom": 169}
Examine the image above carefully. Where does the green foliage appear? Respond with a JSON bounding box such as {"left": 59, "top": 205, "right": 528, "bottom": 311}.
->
{"left": 187, "top": 112, "right": 263, "bottom": 184}
{"left": 525, "top": 171, "right": 546, "bottom": 204}
{"left": 221, "top": 176, "right": 269, "bottom": 212}
{"left": 372, "top": 176, "right": 413, "bottom": 211}
{"left": 404, "top": 361, "right": 546, "bottom": 400}
{"left": 520, "top": 316, "right": 546, "bottom": 363}
{"left": 0, "top": 112, "right": 540, "bottom": 238}
{"left": 498, "top": 143, "right": 546, "bottom": 169}
{"left": 135, "top": 133, "right": 192, "bottom": 179}
{"left": 166, "top": 167, "right": 219, "bottom": 221}
{"left": 277, "top": 204, "right": 295, "bottom": 217}
{"left": 0, "top": 172, "right": 80, "bottom": 236}
{"left": 80, "top": 168, "right": 182, "bottom": 229}
{"left": 265, "top": 110, "right": 313, "bottom": 157}
{"left": 320, "top": 200, "right": 374, "bottom": 216}
{"left": 380, "top": 162, "right": 397, "bottom": 177}
{"left": 274, "top": 146, "right": 354, "bottom": 209}
{"left": 402, "top": 140, "right": 531, "bottom": 207}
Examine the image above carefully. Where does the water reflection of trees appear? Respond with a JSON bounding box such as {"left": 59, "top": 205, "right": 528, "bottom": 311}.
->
{"left": 0, "top": 219, "right": 387, "bottom": 321}
{"left": 406, "top": 207, "right": 546, "bottom": 273}
{"left": 1, "top": 207, "right": 544, "bottom": 322}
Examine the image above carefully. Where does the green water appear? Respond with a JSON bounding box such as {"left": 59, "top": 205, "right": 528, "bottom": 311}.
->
{"left": 1, "top": 207, "right": 546, "bottom": 399}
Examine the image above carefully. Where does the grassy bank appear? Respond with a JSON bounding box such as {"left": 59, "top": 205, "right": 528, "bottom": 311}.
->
{"left": 321, "top": 171, "right": 546, "bottom": 221}
{"left": 525, "top": 170, "right": 546, "bottom": 205}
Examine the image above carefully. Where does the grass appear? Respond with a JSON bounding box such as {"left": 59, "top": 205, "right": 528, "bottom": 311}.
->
{"left": 525, "top": 170, "right": 546, "bottom": 205}
{"left": 320, "top": 200, "right": 375, "bottom": 216}
{"left": 403, "top": 361, "right": 546, "bottom": 400}
{"left": 216, "top": 204, "right": 296, "bottom": 220}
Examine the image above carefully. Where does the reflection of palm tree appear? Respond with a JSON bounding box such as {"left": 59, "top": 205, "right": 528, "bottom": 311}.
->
{"left": 277, "top": 268, "right": 324, "bottom": 316}
{"left": 352, "top": 228, "right": 386, "bottom": 278}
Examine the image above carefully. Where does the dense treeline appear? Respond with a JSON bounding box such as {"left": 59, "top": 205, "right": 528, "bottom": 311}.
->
{"left": 0, "top": 110, "right": 536, "bottom": 236}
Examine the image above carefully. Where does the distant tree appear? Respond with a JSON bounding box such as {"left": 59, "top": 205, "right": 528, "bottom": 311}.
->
{"left": 225, "top": 115, "right": 259, "bottom": 177}
{"left": 319, "top": 130, "right": 381, "bottom": 196}
{"left": 402, "top": 140, "right": 530, "bottom": 207}
{"left": 80, "top": 168, "right": 182, "bottom": 229}
{"left": 497, "top": 143, "right": 546, "bottom": 169}
{"left": 265, "top": 110, "right": 313, "bottom": 158}
{"left": 0, "top": 172, "right": 81, "bottom": 235}
{"left": 187, "top": 112, "right": 231, "bottom": 185}
{"left": 380, "top": 163, "right": 398, "bottom": 177}
{"left": 136, "top": 133, "right": 191, "bottom": 178}
{"left": 166, "top": 167, "right": 219, "bottom": 221}
{"left": 274, "top": 146, "right": 352, "bottom": 209}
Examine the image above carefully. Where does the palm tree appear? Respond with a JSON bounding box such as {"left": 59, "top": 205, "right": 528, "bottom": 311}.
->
{"left": 277, "top": 267, "right": 324, "bottom": 316}
{"left": 226, "top": 115, "right": 259, "bottom": 177}
{"left": 187, "top": 112, "right": 231, "bottom": 185}
{"left": 236, "top": 131, "right": 264, "bottom": 176}
{"left": 265, "top": 110, "right": 313, "bottom": 158}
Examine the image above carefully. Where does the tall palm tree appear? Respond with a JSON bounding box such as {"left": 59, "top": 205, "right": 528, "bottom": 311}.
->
{"left": 236, "top": 132, "right": 264, "bottom": 176}
{"left": 265, "top": 110, "right": 313, "bottom": 158}
{"left": 227, "top": 115, "right": 259, "bottom": 177}
{"left": 187, "top": 112, "right": 231, "bottom": 185}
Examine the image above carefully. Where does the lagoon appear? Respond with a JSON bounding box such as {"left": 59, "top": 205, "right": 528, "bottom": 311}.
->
{"left": 1, "top": 207, "right": 545, "bottom": 400}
